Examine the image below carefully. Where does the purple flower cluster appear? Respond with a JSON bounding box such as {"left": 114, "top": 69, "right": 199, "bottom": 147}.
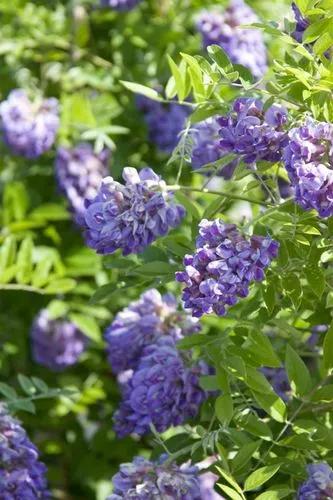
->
{"left": 261, "top": 367, "right": 291, "bottom": 402}
{"left": 55, "top": 144, "right": 109, "bottom": 220}
{"left": 137, "top": 95, "right": 189, "bottom": 153}
{"left": 113, "top": 338, "right": 208, "bottom": 437}
{"left": 218, "top": 98, "right": 289, "bottom": 165}
{"left": 291, "top": 3, "right": 309, "bottom": 43}
{"left": 298, "top": 463, "right": 333, "bottom": 499}
{"left": 0, "top": 90, "right": 59, "bottom": 158}
{"left": 31, "top": 310, "right": 88, "bottom": 371}
{"left": 108, "top": 455, "right": 202, "bottom": 499}
{"left": 105, "top": 289, "right": 200, "bottom": 374}
{"left": 176, "top": 219, "right": 279, "bottom": 317}
{"left": 283, "top": 119, "right": 333, "bottom": 217}
{"left": 100, "top": 0, "right": 141, "bottom": 10}
{"left": 190, "top": 117, "right": 239, "bottom": 179}
{"left": 79, "top": 167, "right": 185, "bottom": 255}
{"left": 196, "top": 0, "right": 267, "bottom": 79}
{"left": 0, "top": 404, "right": 49, "bottom": 499}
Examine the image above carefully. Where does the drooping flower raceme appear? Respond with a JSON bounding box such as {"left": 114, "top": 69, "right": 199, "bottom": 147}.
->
{"left": 298, "top": 463, "right": 333, "bottom": 499}
{"left": 107, "top": 455, "right": 202, "bottom": 499}
{"left": 176, "top": 219, "right": 279, "bottom": 318}
{"left": 283, "top": 119, "right": 333, "bottom": 218}
{"left": 0, "top": 404, "right": 49, "bottom": 499}
{"left": 218, "top": 98, "right": 289, "bottom": 165}
{"left": 31, "top": 310, "right": 88, "bottom": 371}
{"left": 100, "top": 0, "right": 141, "bottom": 10}
{"left": 261, "top": 367, "right": 291, "bottom": 402}
{"left": 137, "top": 95, "right": 189, "bottom": 153}
{"left": 105, "top": 288, "right": 200, "bottom": 374}
{"left": 113, "top": 338, "right": 208, "bottom": 437}
{"left": 79, "top": 167, "right": 185, "bottom": 255}
{"left": 291, "top": 2, "right": 309, "bottom": 43}
{"left": 0, "top": 90, "right": 59, "bottom": 158}
{"left": 55, "top": 144, "right": 109, "bottom": 220}
{"left": 190, "top": 117, "right": 239, "bottom": 179}
{"left": 196, "top": 0, "right": 267, "bottom": 79}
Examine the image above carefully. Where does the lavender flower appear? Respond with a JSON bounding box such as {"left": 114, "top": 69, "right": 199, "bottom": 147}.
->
{"left": 283, "top": 119, "right": 333, "bottom": 218}
{"left": 218, "top": 98, "right": 289, "bottom": 165}
{"left": 137, "top": 96, "right": 189, "bottom": 153}
{"left": 113, "top": 337, "right": 208, "bottom": 437}
{"left": 196, "top": 0, "right": 267, "bottom": 79}
{"left": 0, "top": 90, "right": 59, "bottom": 158}
{"left": 199, "top": 471, "right": 222, "bottom": 499}
{"left": 31, "top": 309, "right": 88, "bottom": 371}
{"left": 291, "top": 3, "right": 309, "bottom": 43}
{"left": 55, "top": 144, "right": 109, "bottom": 219}
{"left": 190, "top": 117, "right": 239, "bottom": 179}
{"left": 105, "top": 288, "right": 200, "bottom": 374}
{"left": 261, "top": 367, "right": 291, "bottom": 402}
{"left": 298, "top": 463, "right": 333, "bottom": 499}
{"left": 107, "top": 455, "right": 202, "bottom": 499}
{"left": 79, "top": 167, "right": 185, "bottom": 255}
{"left": 0, "top": 404, "right": 49, "bottom": 498}
{"left": 307, "top": 324, "right": 328, "bottom": 349}
{"left": 100, "top": 0, "right": 141, "bottom": 10}
{"left": 176, "top": 219, "right": 279, "bottom": 317}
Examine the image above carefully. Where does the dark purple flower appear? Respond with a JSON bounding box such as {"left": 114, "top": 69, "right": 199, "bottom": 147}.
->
{"left": 137, "top": 96, "right": 189, "bottom": 153}
{"left": 298, "top": 463, "right": 333, "bottom": 499}
{"left": 261, "top": 367, "right": 291, "bottom": 402}
{"left": 55, "top": 144, "right": 109, "bottom": 219}
{"left": 31, "top": 309, "right": 88, "bottom": 371}
{"left": 0, "top": 90, "right": 59, "bottom": 158}
{"left": 196, "top": 0, "right": 267, "bottom": 79}
{"left": 107, "top": 455, "right": 202, "bottom": 499}
{"left": 283, "top": 119, "right": 333, "bottom": 218}
{"left": 176, "top": 219, "right": 279, "bottom": 317}
{"left": 100, "top": 0, "right": 141, "bottom": 10}
{"left": 105, "top": 289, "right": 200, "bottom": 374}
{"left": 218, "top": 98, "right": 289, "bottom": 165}
{"left": 0, "top": 404, "right": 49, "bottom": 499}
{"left": 79, "top": 167, "right": 185, "bottom": 255}
{"left": 291, "top": 3, "right": 310, "bottom": 43}
{"left": 190, "top": 117, "right": 239, "bottom": 179}
{"left": 113, "top": 337, "right": 208, "bottom": 437}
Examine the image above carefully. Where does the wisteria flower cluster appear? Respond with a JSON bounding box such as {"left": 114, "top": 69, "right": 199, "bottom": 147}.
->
{"left": 137, "top": 95, "right": 189, "bottom": 153}
{"left": 218, "top": 98, "right": 289, "bottom": 165}
{"left": 100, "top": 0, "right": 142, "bottom": 10}
{"left": 283, "top": 118, "right": 333, "bottom": 218}
{"left": 176, "top": 219, "right": 279, "bottom": 317}
{"left": 0, "top": 90, "right": 59, "bottom": 158}
{"left": 79, "top": 167, "right": 185, "bottom": 255}
{"left": 298, "top": 463, "right": 333, "bottom": 499}
{"left": 105, "top": 288, "right": 200, "bottom": 374}
{"left": 31, "top": 309, "right": 88, "bottom": 371}
{"left": 291, "top": 2, "right": 309, "bottom": 43}
{"left": 0, "top": 404, "right": 49, "bottom": 498}
{"left": 190, "top": 117, "right": 239, "bottom": 179}
{"left": 196, "top": 0, "right": 267, "bottom": 79}
{"left": 56, "top": 144, "right": 109, "bottom": 220}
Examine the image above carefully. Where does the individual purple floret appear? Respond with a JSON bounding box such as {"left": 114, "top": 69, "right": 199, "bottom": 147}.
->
{"left": 55, "top": 144, "right": 109, "bottom": 220}
{"left": 307, "top": 324, "right": 328, "bottom": 349}
{"left": 196, "top": 0, "right": 267, "bottom": 79}
{"left": 137, "top": 95, "right": 189, "bottom": 153}
{"left": 0, "top": 404, "right": 49, "bottom": 499}
{"left": 283, "top": 119, "right": 333, "bottom": 218}
{"left": 105, "top": 288, "right": 200, "bottom": 374}
{"left": 291, "top": 2, "right": 309, "bottom": 43}
{"left": 176, "top": 219, "right": 279, "bottom": 317}
{"left": 218, "top": 98, "right": 289, "bottom": 165}
{"left": 113, "top": 337, "right": 208, "bottom": 437}
{"left": 190, "top": 117, "right": 239, "bottom": 179}
{"left": 31, "top": 309, "right": 88, "bottom": 371}
{"left": 298, "top": 463, "right": 333, "bottom": 499}
{"left": 0, "top": 90, "right": 59, "bottom": 158}
{"left": 79, "top": 167, "right": 185, "bottom": 255}
{"left": 107, "top": 455, "right": 202, "bottom": 499}
{"left": 100, "top": 0, "right": 141, "bottom": 11}
{"left": 261, "top": 367, "right": 291, "bottom": 402}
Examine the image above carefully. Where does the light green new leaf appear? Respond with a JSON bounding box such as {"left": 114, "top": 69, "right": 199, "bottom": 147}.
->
{"left": 244, "top": 465, "right": 280, "bottom": 491}
{"left": 285, "top": 345, "right": 312, "bottom": 396}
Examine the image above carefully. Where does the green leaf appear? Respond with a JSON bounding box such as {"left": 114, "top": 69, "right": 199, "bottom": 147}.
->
{"left": 232, "top": 440, "right": 261, "bottom": 472}
{"left": 175, "top": 191, "right": 201, "bottom": 221}
{"left": 323, "top": 321, "right": 333, "bottom": 370}
{"left": 8, "top": 400, "right": 35, "bottom": 414}
{"left": 311, "top": 384, "right": 333, "bottom": 402}
{"left": 236, "top": 413, "right": 272, "bottom": 440}
{"left": 167, "top": 55, "right": 186, "bottom": 101}
{"left": 215, "top": 395, "right": 233, "bottom": 426}
{"left": 44, "top": 278, "right": 76, "bottom": 294}
{"left": 217, "top": 484, "right": 244, "bottom": 500}
{"left": 18, "top": 375, "right": 36, "bottom": 395}
{"left": 282, "top": 274, "right": 302, "bottom": 309}
{"left": 244, "top": 465, "right": 280, "bottom": 492}
{"left": 16, "top": 238, "right": 33, "bottom": 284}
{"left": 131, "top": 261, "right": 177, "bottom": 277}
{"left": 304, "top": 264, "right": 325, "bottom": 298}
{"left": 285, "top": 345, "right": 312, "bottom": 396}
{"left": 31, "top": 377, "right": 49, "bottom": 393}
{"left": 120, "top": 81, "right": 161, "bottom": 101}
{"left": 199, "top": 375, "right": 220, "bottom": 391}
{"left": 215, "top": 467, "right": 245, "bottom": 497}
{"left": 246, "top": 331, "right": 281, "bottom": 367}
{"left": 207, "top": 44, "right": 233, "bottom": 74}
{"left": 69, "top": 313, "right": 101, "bottom": 342}
{"left": 251, "top": 391, "right": 287, "bottom": 423}
{"left": 255, "top": 488, "right": 294, "bottom": 500}
{"left": 0, "top": 383, "right": 17, "bottom": 400}
{"left": 89, "top": 283, "right": 118, "bottom": 304}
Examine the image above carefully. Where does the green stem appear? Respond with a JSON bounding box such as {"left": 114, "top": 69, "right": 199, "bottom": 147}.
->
{"left": 169, "top": 185, "right": 272, "bottom": 207}
{"left": 0, "top": 284, "right": 45, "bottom": 295}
